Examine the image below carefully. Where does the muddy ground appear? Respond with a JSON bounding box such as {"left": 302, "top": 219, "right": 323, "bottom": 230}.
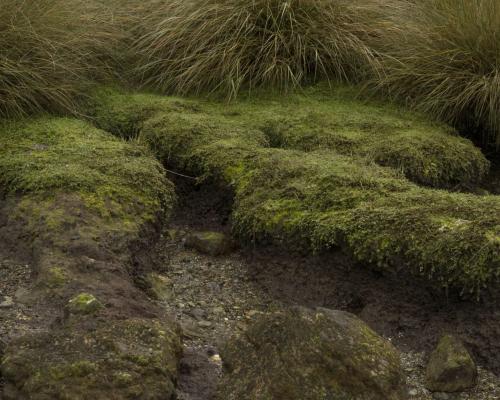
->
{"left": 1, "top": 173, "right": 500, "bottom": 399}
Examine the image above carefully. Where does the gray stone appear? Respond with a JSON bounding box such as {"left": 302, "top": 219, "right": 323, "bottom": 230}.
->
{"left": 197, "top": 320, "right": 212, "bottom": 328}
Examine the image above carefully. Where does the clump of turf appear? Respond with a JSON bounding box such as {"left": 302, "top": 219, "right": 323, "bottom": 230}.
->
{"left": 203, "top": 85, "right": 490, "bottom": 188}
{"left": 88, "top": 88, "right": 500, "bottom": 297}
{"left": 0, "top": 117, "right": 173, "bottom": 223}
{"left": 131, "top": 0, "right": 380, "bottom": 97}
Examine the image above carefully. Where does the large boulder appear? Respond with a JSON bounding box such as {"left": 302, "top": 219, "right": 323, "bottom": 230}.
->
{"left": 425, "top": 335, "right": 477, "bottom": 392}
{"left": 217, "top": 307, "right": 407, "bottom": 400}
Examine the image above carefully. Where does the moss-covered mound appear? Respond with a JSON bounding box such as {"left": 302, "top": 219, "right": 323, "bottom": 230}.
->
{"left": 218, "top": 307, "right": 406, "bottom": 400}
{"left": 88, "top": 88, "right": 500, "bottom": 297}
{"left": 0, "top": 117, "right": 181, "bottom": 399}
{"left": 90, "top": 85, "right": 489, "bottom": 188}
{"left": 0, "top": 117, "right": 173, "bottom": 221}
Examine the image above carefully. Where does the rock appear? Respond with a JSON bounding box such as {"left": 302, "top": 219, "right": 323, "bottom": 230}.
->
{"left": 425, "top": 335, "right": 477, "bottom": 393}
{"left": 167, "top": 228, "right": 185, "bottom": 241}
{"left": 146, "top": 272, "right": 173, "bottom": 301}
{"left": 43, "top": 266, "right": 68, "bottom": 289}
{"left": 185, "top": 231, "right": 234, "bottom": 256}
{"left": 0, "top": 296, "right": 14, "bottom": 309}
{"left": 180, "top": 320, "right": 204, "bottom": 338}
{"left": 198, "top": 320, "right": 212, "bottom": 328}
{"left": 245, "top": 310, "right": 261, "bottom": 318}
{"left": 188, "top": 308, "right": 207, "bottom": 321}
{"left": 217, "top": 307, "right": 406, "bottom": 400}
{"left": 66, "top": 293, "right": 103, "bottom": 315}
{"left": 210, "top": 354, "right": 222, "bottom": 365}
{"left": 213, "top": 306, "right": 225, "bottom": 315}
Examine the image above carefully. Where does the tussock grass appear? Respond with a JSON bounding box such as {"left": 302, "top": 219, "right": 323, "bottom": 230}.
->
{"left": 0, "top": 0, "right": 120, "bottom": 118}
{"left": 132, "top": 0, "right": 380, "bottom": 97}
{"left": 372, "top": 0, "right": 500, "bottom": 147}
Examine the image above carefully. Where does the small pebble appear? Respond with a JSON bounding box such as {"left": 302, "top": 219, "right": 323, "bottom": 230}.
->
{"left": 0, "top": 296, "right": 14, "bottom": 309}
{"left": 198, "top": 321, "right": 212, "bottom": 328}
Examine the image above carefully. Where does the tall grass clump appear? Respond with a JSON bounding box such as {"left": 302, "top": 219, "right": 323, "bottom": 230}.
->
{"left": 132, "top": 0, "right": 381, "bottom": 98}
{"left": 373, "top": 0, "right": 500, "bottom": 147}
{"left": 0, "top": 0, "right": 120, "bottom": 118}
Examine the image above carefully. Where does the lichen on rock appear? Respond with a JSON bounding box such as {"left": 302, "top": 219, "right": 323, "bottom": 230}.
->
{"left": 67, "top": 293, "right": 103, "bottom": 315}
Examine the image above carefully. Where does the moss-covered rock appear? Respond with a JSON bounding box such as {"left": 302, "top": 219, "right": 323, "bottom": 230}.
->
{"left": 425, "top": 335, "right": 477, "bottom": 393}
{"left": 66, "top": 293, "right": 103, "bottom": 315}
{"left": 43, "top": 266, "right": 69, "bottom": 289}
{"left": 185, "top": 231, "right": 234, "bottom": 256}
{"left": 217, "top": 307, "right": 406, "bottom": 400}
{"left": 145, "top": 272, "right": 173, "bottom": 301}
{"left": 1, "top": 318, "right": 181, "bottom": 400}
{"left": 87, "top": 88, "right": 500, "bottom": 297}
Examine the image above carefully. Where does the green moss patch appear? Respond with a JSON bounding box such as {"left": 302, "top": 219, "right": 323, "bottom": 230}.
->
{"left": 90, "top": 85, "right": 489, "bottom": 188}
{"left": 0, "top": 117, "right": 174, "bottom": 224}
{"left": 88, "top": 88, "right": 500, "bottom": 296}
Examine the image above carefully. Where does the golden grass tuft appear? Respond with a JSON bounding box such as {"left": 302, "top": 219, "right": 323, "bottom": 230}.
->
{"left": 132, "top": 0, "right": 381, "bottom": 98}
{"left": 0, "top": 0, "right": 121, "bottom": 118}
{"left": 371, "top": 0, "right": 500, "bottom": 147}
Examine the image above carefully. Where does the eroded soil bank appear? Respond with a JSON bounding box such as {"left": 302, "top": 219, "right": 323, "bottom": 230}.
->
{"left": 160, "top": 179, "right": 500, "bottom": 400}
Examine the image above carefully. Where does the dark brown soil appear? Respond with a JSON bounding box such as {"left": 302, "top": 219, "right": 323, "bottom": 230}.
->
{"left": 484, "top": 160, "right": 500, "bottom": 194}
